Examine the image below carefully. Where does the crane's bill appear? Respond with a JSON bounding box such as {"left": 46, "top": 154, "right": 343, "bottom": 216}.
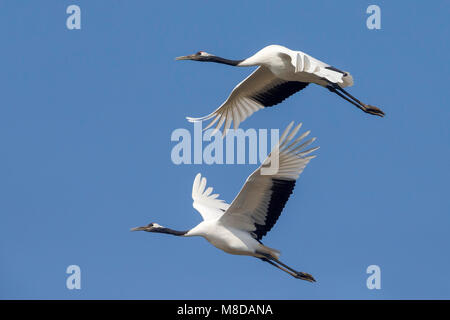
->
{"left": 219, "top": 122, "right": 318, "bottom": 240}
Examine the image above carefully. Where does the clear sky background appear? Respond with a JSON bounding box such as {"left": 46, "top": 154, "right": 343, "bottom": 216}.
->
{"left": 1, "top": 1, "right": 449, "bottom": 299}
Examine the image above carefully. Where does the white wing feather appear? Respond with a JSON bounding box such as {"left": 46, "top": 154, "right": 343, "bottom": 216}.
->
{"left": 292, "top": 50, "right": 354, "bottom": 87}
{"left": 186, "top": 67, "right": 278, "bottom": 135}
{"left": 192, "top": 173, "right": 230, "bottom": 221}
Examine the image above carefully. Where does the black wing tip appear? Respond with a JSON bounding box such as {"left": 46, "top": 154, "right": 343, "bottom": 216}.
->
{"left": 254, "top": 179, "right": 296, "bottom": 240}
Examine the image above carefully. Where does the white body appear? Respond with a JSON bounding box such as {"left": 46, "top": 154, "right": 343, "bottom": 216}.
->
{"left": 186, "top": 219, "right": 277, "bottom": 258}
{"left": 239, "top": 45, "right": 353, "bottom": 87}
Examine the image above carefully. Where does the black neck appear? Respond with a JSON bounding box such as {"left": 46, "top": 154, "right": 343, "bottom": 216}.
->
{"left": 206, "top": 56, "right": 244, "bottom": 66}
{"left": 155, "top": 228, "right": 188, "bottom": 236}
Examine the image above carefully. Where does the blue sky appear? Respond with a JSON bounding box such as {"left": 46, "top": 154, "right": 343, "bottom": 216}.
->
{"left": 1, "top": 1, "right": 449, "bottom": 299}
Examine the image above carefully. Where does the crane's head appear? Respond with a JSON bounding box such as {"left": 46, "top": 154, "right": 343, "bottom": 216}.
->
{"left": 130, "top": 222, "right": 163, "bottom": 232}
{"left": 175, "top": 51, "right": 215, "bottom": 62}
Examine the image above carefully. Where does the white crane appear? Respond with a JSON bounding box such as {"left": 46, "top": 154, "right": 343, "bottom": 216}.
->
{"left": 132, "top": 122, "right": 318, "bottom": 282}
{"left": 176, "top": 45, "right": 384, "bottom": 135}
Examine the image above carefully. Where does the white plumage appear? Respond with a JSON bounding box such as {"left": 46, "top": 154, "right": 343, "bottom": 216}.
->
{"left": 191, "top": 173, "right": 229, "bottom": 221}
{"left": 132, "top": 121, "right": 318, "bottom": 281}
{"left": 176, "top": 44, "right": 384, "bottom": 135}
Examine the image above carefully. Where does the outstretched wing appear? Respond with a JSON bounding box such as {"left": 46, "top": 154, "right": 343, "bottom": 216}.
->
{"left": 219, "top": 122, "right": 318, "bottom": 240}
{"left": 186, "top": 66, "right": 309, "bottom": 135}
{"left": 192, "top": 173, "right": 230, "bottom": 221}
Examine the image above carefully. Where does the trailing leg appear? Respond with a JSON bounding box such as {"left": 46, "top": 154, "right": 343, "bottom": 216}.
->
{"left": 327, "top": 83, "right": 385, "bottom": 117}
{"left": 258, "top": 254, "right": 316, "bottom": 282}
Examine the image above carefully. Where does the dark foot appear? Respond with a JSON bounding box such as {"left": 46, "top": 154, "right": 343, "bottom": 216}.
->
{"left": 294, "top": 272, "right": 316, "bottom": 282}
{"left": 362, "top": 104, "right": 385, "bottom": 117}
